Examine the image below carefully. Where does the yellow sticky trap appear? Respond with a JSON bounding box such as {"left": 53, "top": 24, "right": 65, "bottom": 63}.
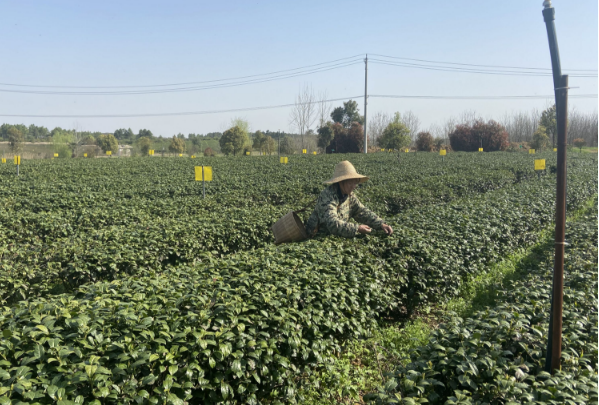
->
{"left": 534, "top": 159, "right": 546, "bottom": 171}
{"left": 313, "top": 151, "right": 317, "bottom": 155}
{"left": 14, "top": 156, "right": 21, "bottom": 165}
{"left": 1, "top": 158, "right": 5, "bottom": 163}
{"left": 191, "top": 155, "right": 196, "bottom": 158}
{"left": 246, "top": 151, "right": 250, "bottom": 155}
{"left": 529, "top": 149, "right": 535, "bottom": 154}
{"left": 405, "top": 149, "right": 409, "bottom": 153}
{"left": 179, "top": 154, "right": 183, "bottom": 157}
{"left": 478, "top": 148, "right": 483, "bottom": 152}
{"left": 106, "top": 151, "right": 112, "bottom": 155}
{"left": 54, "top": 153, "right": 58, "bottom": 158}
{"left": 302, "top": 149, "right": 307, "bottom": 154}
{"left": 553, "top": 148, "right": 557, "bottom": 152}
{"left": 440, "top": 150, "right": 446, "bottom": 156}
{"left": 280, "top": 157, "right": 288, "bottom": 164}
{"left": 83, "top": 153, "right": 87, "bottom": 157}
{"left": 149, "top": 149, "right": 154, "bottom": 156}
{"left": 195, "top": 166, "right": 213, "bottom": 181}
{"left": 381, "top": 148, "right": 384, "bottom": 152}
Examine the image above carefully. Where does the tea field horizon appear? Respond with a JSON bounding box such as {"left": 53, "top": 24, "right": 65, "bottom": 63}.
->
{"left": 0, "top": 152, "right": 596, "bottom": 404}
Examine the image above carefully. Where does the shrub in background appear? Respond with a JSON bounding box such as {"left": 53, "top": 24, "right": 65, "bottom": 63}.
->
{"left": 279, "top": 136, "right": 295, "bottom": 154}
{"left": 531, "top": 125, "right": 549, "bottom": 151}
{"left": 97, "top": 134, "right": 119, "bottom": 153}
{"left": 449, "top": 119, "right": 509, "bottom": 152}
{"left": 377, "top": 114, "right": 411, "bottom": 151}
{"left": 219, "top": 126, "right": 248, "bottom": 156}
{"left": 168, "top": 136, "right": 186, "bottom": 154}
{"left": 203, "top": 147, "right": 216, "bottom": 157}
{"left": 433, "top": 137, "right": 445, "bottom": 151}
{"left": 138, "top": 136, "right": 152, "bottom": 156}
{"left": 326, "top": 122, "right": 364, "bottom": 153}
{"left": 7, "top": 127, "right": 24, "bottom": 154}
{"left": 415, "top": 131, "right": 434, "bottom": 151}
{"left": 573, "top": 137, "right": 586, "bottom": 152}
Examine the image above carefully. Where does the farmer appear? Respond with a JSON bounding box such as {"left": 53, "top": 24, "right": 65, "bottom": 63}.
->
{"left": 304, "top": 161, "right": 393, "bottom": 238}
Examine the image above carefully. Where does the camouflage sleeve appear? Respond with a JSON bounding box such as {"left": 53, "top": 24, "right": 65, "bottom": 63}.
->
{"left": 350, "top": 195, "right": 385, "bottom": 230}
{"left": 322, "top": 199, "right": 360, "bottom": 238}
{"left": 304, "top": 210, "right": 319, "bottom": 237}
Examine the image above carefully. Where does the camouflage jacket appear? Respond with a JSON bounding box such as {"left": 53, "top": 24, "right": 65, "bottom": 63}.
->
{"left": 304, "top": 183, "right": 384, "bottom": 238}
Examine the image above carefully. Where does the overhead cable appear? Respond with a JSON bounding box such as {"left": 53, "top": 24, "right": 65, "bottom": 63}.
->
{"left": 369, "top": 59, "right": 597, "bottom": 78}
{"left": 1, "top": 93, "right": 595, "bottom": 118}
{"left": 369, "top": 53, "right": 597, "bottom": 73}
{"left": 0, "top": 60, "right": 363, "bottom": 95}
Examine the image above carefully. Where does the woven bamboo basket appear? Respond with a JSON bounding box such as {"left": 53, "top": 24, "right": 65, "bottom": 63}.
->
{"left": 272, "top": 211, "right": 308, "bottom": 245}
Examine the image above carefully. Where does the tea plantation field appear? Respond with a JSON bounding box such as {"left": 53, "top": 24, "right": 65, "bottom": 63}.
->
{"left": 0, "top": 152, "right": 596, "bottom": 404}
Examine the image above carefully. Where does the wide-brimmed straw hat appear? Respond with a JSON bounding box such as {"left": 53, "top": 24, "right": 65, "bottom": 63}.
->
{"left": 323, "top": 161, "right": 369, "bottom": 184}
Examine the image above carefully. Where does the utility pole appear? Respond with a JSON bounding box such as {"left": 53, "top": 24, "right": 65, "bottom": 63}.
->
{"left": 541, "top": 0, "right": 568, "bottom": 375}
{"left": 278, "top": 129, "right": 280, "bottom": 158}
{"left": 542, "top": 0, "right": 562, "bottom": 151}
{"left": 363, "top": 54, "right": 368, "bottom": 154}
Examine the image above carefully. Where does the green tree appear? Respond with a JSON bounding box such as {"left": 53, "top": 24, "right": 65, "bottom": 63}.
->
{"left": 253, "top": 130, "right": 267, "bottom": 154}
{"left": 539, "top": 105, "right": 557, "bottom": 147}
{"left": 137, "top": 129, "right": 153, "bottom": 139}
{"left": 378, "top": 113, "right": 411, "bottom": 150}
{"left": 221, "top": 142, "right": 235, "bottom": 156}
{"left": 0, "top": 124, "right": 12, "bottom": 140}
{"left": 52, "top": 129, "right": 74, "bottom": 158}
{"left": 7, "top": 127, "right": 24, "bottom": 154}
{"left": 530, "top": 125, "right": 549, "bottom": 151}
{"left": 279, "top": 136, "right": 294, "bottom": 155}
{"left": 219, "top": 126, "right": 249, "bottom": 156}
{"left": 28, "top": 124, "right": 49, "bottom": 140}
{"left": 81, "top": 135, "right": 96, "bottom": 145}
{"left": 50, "top": 127, "right": 66, "bottom": 139}
{"left": 264, "top": 136, "right": 276, "bottom": 155}
{"left": 1, "top": 124, "right": 27, "bottom": 142}
{"left": 114, "top": 128, "right": 135, "bottom": 142}
{"left": 97, "top": 134, "right": 119, "bottom": 153}
{"left": 231, "top": 118, "right": 250, "bottom": 134}
{"left": 138, "top": 136, "right": 152, "bottom": 155}
{"left": 168, "top": 136, "right": 186, "bottom": 154}
{"left": 317, "top": 124, "right": 334, "bottom": 152}
{"left": 330, "top": 100, "right": 363, "bottom": 128}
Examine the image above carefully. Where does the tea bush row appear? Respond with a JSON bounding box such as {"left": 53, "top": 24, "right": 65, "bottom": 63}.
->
{"left": 365, "top": 204, "right": 598, "bottom": 404}
{"left": 1, "top": 153, "right": 580, "bottom": 306}
{"left": 0, "top": 165, "right": 596, "bottom": 404}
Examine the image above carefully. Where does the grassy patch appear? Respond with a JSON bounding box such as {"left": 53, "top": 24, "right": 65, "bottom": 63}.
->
{"left": 298, "top": 319, "right": 431, "bottom": 404}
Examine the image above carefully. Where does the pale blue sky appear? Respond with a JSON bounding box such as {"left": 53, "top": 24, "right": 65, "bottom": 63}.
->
{"left": 0, "top": 0, "right": 596, "bottom": 136}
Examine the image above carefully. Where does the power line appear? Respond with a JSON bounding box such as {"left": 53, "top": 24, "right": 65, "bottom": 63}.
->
{"left": 371, "top": 94, "right": 597, "bottom": 99}
{"left": 1, "top": 93, "right": 594, "bottom": 118}
{"left": 1, "top": 53, "right": 595, "bottom": 93}
{"left": 370, "top": 53, "right": 597, "bottom": 73}
{"left": 369, "top": 59, "right": 597, "bottom": 78}
{"left": 0, "top": 55, "right": 365, "bottom": 89}
{"left": 0, "top": 60, "right": 363, "bottom": 95}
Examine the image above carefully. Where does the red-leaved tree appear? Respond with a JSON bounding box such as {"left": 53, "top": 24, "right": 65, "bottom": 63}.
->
{"left": 415, "top": 131, "right": 434, "bottom": 151}
{"left": 326, "top": 122, "right": 364, "bottom": 153}
{"left": 449, "top": 120, "right": 509, "bottom": 152}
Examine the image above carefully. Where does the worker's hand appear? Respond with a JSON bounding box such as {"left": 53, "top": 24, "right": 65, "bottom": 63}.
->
{"left": 358, "top": 225, "right": 372, "bottom": 234}
{"left": 381, "top": 224, "right": 394, "bottom": 235}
